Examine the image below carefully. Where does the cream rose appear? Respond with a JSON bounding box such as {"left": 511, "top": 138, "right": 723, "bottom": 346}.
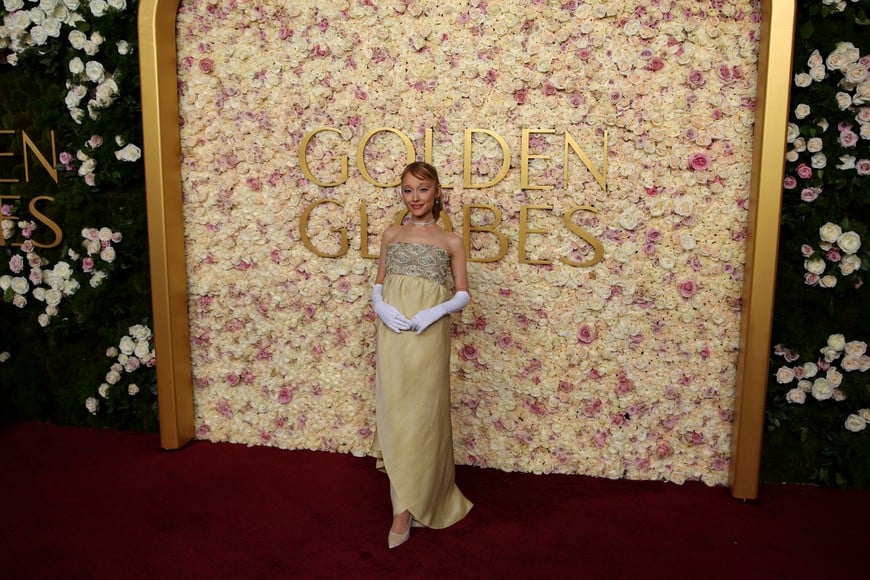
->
{"left": 775, "top": 366, "right": 795, "bottom": 384}
{"left": 836, "top": 231, "right": 861, "bottom": 254}
{"left": 827, "top": 334, "right": 846, "bottom": 351}
{"left": 844, "top": 414, "right": 867, "bottom": 433}
{"left": 811, "top": 378, "right": 834, "bottom": 401}
{"left": 819, "top": 222, "right": 843, "bottom": 243}
{"left": 803, "top": 257, "right": 826, "bottom": 275}
{"left": 785, "top": 388, "right": 806, "bottom": 404}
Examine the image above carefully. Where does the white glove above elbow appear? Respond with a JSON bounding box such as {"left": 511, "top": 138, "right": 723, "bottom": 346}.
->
{"left": 410, "top": 290, "right": 470, "bottom": 334}
{"left": 372, "top": 284, "right": 411, "bottom": 333}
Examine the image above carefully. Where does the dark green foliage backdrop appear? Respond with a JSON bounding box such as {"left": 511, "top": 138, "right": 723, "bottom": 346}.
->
{"left": 762, "top": 1, "right": 870, "bottom": 488}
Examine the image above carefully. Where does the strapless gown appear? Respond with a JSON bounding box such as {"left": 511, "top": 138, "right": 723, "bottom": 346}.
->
{"left": 371, "top": 242, "right": 473, "bottom": 528}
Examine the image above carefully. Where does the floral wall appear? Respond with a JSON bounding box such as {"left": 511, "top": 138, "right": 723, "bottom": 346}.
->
{"left": 1, "top": 0, "right": 157, "bottom": 429}
{"left": 176, "top": 0, "right": 761, "bottom": 486}
{"left": 763, "top": 0, "right": 869, "bottom": 489}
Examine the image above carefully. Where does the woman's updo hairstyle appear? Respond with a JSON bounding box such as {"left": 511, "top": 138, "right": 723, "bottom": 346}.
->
{"left": 401, "top": 161, "right": 443, "bottom": 219}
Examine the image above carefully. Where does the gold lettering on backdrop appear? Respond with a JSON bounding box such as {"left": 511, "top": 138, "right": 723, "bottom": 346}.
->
{"left": 463, "top": 203, "right": 508, "bottom": 263}
{"left": 28, "top": 196, "right": 63, "bottom": 248}
{"left": 358, "top": 200, "right": 378, "bottom": 259}
{"left": 22, "top": 130, "right": 58, "bottom": 184}
{"left": 463, "top": 129, "right": 510, "bottom": 189}
{"left": 560, "top": 205, "right": 605, "bottom": 267}
{"left": 300, "top": 199, "right": 349, "bottom": 258}
{"left": 299, "top": 128, "right": 348, "bottom": 187}
{"left": 518, "top": 205, "right": 553, "bottom": 265}
{"left": 564, "top": 130, "right": 608, "bottom": 191}
{"left": 356, "top": 128, "right": 415, "bottom": 187}
{"left": 520, "top": 129, "right": 555, "bottom": 191}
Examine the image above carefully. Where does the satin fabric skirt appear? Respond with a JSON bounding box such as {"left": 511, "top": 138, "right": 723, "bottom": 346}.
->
{"left": 371, "top": 274, "right": 473, "bottom": 529}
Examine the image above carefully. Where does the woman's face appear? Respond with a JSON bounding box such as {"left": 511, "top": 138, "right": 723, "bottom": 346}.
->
{"left": 401, "top": 172, "right": 440, "bottom": 220}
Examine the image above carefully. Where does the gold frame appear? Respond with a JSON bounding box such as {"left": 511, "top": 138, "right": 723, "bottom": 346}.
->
{"left": 138, "top": 1, "right": 795, "bottom": 499}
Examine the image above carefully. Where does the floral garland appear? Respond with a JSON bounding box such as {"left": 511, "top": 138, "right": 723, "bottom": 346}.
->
{"left": 176, "top": 0, "right": 763, "bottom": 485}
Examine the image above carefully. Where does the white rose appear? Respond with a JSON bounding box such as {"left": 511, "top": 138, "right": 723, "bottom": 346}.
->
{"left": 844, "top": 341, "right": 867, "bottom": 356}
{"left": 68, "top": 57, "right": 84, "bottom": 75}
{"left": 0, "top": 276, "right": 10, "bottom": 291}
{"left": 119, "top": 335, "right": 135, "bottom": 355}
{"left": 807, "top": 49, "right": 823, "bottom": 68}
{"left": 798, "top": 379, "right": 813, "bottom": 392}
{"left": 860, "top": 409, "right": 870, "bottom": 422}
{"left": 89, "top": 271, "right": 107, "bottom": 287}
{"left": 806, "top": 137, "right": 823, "bottom": 153}
{"left": 127, "top": 383, "right": 139, "bottom": 396}
{"left": 44, "top": 288, "right": 62, "bottom": 306}
{"left": 775, "top": 366, "right": 795, "bottom": 384}
{"left": 114, "top": 143, "right": 142, "bottom": 162}
{"left": 802, "top": 362, "right": 819, "bottom": 378}
{"left": 786, "top": 122, "right": 800, "bottom": 142}
{"left": 673, "top": 197, "right": 694, "bottom": 217}
{"left": 819, "top": 222, "right": 843, "bottom": 243}
{"left": 839, "top": 254, "right": 861, "bottom": 275}
{"left": 10, "top": 276, "right": 29, "bottom": 295}
{"left": 803, "top": 257, "right": 826, "bottom": 275}
{"left": 68, "top": 29, "right": 86, "bottom": 49}
{"left": 836, "top": 231, "right": 861, "bottom": 254}
{"left": 811, "top": 378, "right": 834, "bottom": 401}
{"left": 84, "top": 60, "right": 105, "bottom": 83}
{"left": 841, "top": 355, "right": 861, "bottom": 372}
{"left": 116, "top": 40, "right": 130, "bottom": 55}
{"left": 835, "top": 92, "right": 852, "bottom": 110}
{"left": 826, "top": 367, "right": 844, "bottom": 387}
{"left": 785, "top": 388, "right": 806, "bottom": 404}
{"left": 12, "top": 294, "right": 26, "bottom": 308}
{"left": 98, "top": 383, "right": 110, "bottom": 398}
{"left": 819, "top": 275, "right": 837, "bottom": 288}
{"left": 100, "top": 246, "right": 116, "bottom": 262}
{"left": 794, "top": 103, "right": 811, "bottom": 120}
{"left": 37, "top": 313, "right": 50, "bottom": 327}
{"left": 810, "top": 153, "right": 826, "bottom": 169}
{"left": 844, "top": 414, "right": 867, "bottom": 433}
{"left": 827, "top": 334, "right": 846, "bottom": 351}
{"left": 108, "top": 0, "right": 126, "bottom": 9}
{"left": 89, "top": 0, "right": 108, "bottom": 17}
{"left": 838, "top": 155, "right": 856, "bottom": 170}
{"left": 844, "top": 63, "right": 867, "bottom": 85}
{"left": 85, "top": 397, "right": 99, "bottom": 414}
{"left": 809, "top": 66, "right": 826, "bottom": 82}
{"left": 0, "top": 351, "right": 10, "bottom": 362}
{"left": 133, "top": 340, "right": 151, "bottom": 359}
{"left": 105, "top": 370, "right": 121, "bottom": 385}
{"left": 794, "top": 72, "right": 812, "bottom": 88}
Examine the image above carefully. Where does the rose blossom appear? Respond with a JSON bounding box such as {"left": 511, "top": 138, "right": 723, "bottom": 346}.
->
{"left": 811, "top": 378, "right": 834, "bottom": 401}
{"left": 795, "top": 163, "right": 813, "bottom": 179}
{"left": 800, "top": 187, "right": 821, "bottom": 202}
{"left": 794, "top": 103, "right": 811, "bottom": 120}
{"left": 803, "top": 257, "right": 826, "bottom": 275}
{"left": 856, "top": 159, "right": 870, "bottom": 175}
{"left": 827, "top": 334, "right": 846, "bottom": 351}
{"left": 819, "top": 222, "right": 843, "bottom": 243}
{"left": 785, "top": 388, "right": 806, "bottom": 404}
{"left": 837, "top": 155, "right": 856, "bottom": 170}
{"left": 844, "top": 341, "right": 867, "bottom": 357}
{"left": 85, "top": 397, "right": 99, "bottom": 415}
{"left": 819, "top": 275, "right": 837, "bottom": 288}
{"left": 688, "top": 152, "right": 710, "bottom": 171}
{"left": 844, "top": 414, "right": 867, "bottom": 433}
{"left": 775, "top": 366, "right": 795, "bottom": 384}
{"left": 836, "top": 231, "right": 861, "bottom": 254}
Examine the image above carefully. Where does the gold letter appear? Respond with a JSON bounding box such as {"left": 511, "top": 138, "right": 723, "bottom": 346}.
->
{"left": 28, "top": 196, "right": 63, "bottom": 249}
{"left": 463, "top": 129, "right": 510, "bottom": 189}
{"left": 299, "top": 128, "right": 348, "bottom": 187}
{"left": 560, "top": 206, "right": 605, "bottom": 267}
{"left": 22, "top": 130, "right": 58, "bottom": 184}
{"left": 359, "top": 200, "right": 378, "bottom": 259}
{"left": 564, "top": 130, "right": 608, "bottom": 191}
{"left": 462, "top": 204, "right": 507, "bottom": 263}
{"left": 356, "top": 128, "right": 415, "bottom": 187}
{"left": 520, "top": 129, "right": 554, "bottom": 190}
{"left": 299, "top": 200, "right": 348, "bottom": 258}
{"left": 518, "top": 205, "right": 553, "bottom": 265}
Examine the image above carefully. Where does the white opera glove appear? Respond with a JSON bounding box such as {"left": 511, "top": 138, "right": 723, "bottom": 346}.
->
{"left": 409, "top": 291, "right": 470, "bottom": 334}
{"left": 372, "top": 284, "right": 411, "bottom": 333}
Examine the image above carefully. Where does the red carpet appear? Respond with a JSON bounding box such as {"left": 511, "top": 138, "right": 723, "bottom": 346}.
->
{"left": 2, "top": 422, "right": 867, "bottom": 579}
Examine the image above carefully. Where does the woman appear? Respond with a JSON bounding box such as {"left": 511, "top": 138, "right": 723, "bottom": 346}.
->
{"left": 370, "top": 161, "right": 473, "bottom": 549}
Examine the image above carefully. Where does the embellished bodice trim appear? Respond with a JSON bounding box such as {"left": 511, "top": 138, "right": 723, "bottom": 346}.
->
{"left": 385, "top": 242, "right": 451, "bottom": 286}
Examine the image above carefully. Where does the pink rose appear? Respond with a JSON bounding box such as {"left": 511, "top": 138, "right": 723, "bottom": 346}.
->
{"left": 795, "top": 163, "right": 813, "bottom": 179}
{"left": 800, "top": 244, "right": 814, "bottom": 257}
{"left": 8, "top": 254, "right": 24, "bottom": 273}
{"left": 577, "top": 324, "right": 595, "bottom": 344}
{"left": 678, "top": 280, "right": 697, "bottom": 298}
{"left": 800, "top": 187, "right": 821, "bottom": 202}
{"left": 689, "top": 152, "right": 710, "bottom": 171}
{"left": 838, "top": 129, "right": 858, "bottom": 148}
{"left": 687, "top": 70, "right": 705, "bottom": 88}
{"left": 199, "top": 58, "right": 214, "bottom": 73}
{"left": 783, "top": 176, "right": 797, "bottom": 189}
{"left": 459, "top": 344, "right": 478, "bottom": 361}
{"left": 856, "top": 159, "right": 870, "bottom": 175}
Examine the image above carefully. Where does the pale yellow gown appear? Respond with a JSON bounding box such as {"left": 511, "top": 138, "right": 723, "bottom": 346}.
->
{"left": 371, "top": 242, "right": 473, "bottom": 529}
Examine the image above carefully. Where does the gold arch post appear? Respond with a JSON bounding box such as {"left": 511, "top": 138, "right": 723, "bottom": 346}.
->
{"left": 138, "top": 0, "right": 795, "bottom": 498}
